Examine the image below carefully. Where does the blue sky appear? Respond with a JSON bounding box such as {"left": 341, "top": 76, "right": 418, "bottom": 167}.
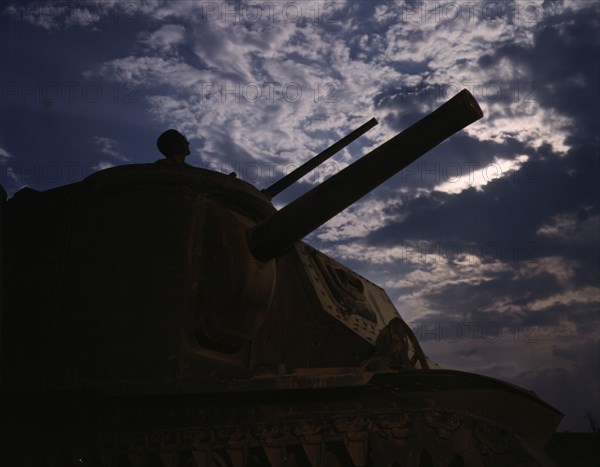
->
{"left": 1, "top": 1, "right": 599, "bottom": 432}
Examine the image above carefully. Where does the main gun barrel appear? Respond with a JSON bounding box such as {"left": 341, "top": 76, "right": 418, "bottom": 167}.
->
{"left": 249, "top": 89, "right": 483, "bottom": 262}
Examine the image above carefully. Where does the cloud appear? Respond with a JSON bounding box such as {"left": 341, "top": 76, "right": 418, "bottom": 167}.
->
{"left": 138, "top": 24, "right": 186, "bottom": 54}
{"left": 0, "top": 147, "right": 13, "bottom": 159}
{"left": 528, "top": 286, "right": 600, "bottom": 312}
{"left": 434, "top": 154, "right": 529, "bottom": 194}
{"left": 0, "top": 146, "right": 20, "bottom": 185}
{"left": 315, "top": 198, "right": 404, "bottom": 242}
{"left": 91, "top": 161, "right": 116, "bottom": 171}
{"left": 477, "top": 3, "right": 600, "bottom": 141}
{"left": 537, "top": 211, "right": 599, "bottom": 244}
{"left": 91, "top": 56, "right": 203, "bottom": 88}
{"left": 75, "top": 1, "right": 588, "bottom": 205}
{"left": 93, "top": 136, "right": 129, "bottom": 161}
{"left": 1, "top": 2, "right": 104, "bottom": 30}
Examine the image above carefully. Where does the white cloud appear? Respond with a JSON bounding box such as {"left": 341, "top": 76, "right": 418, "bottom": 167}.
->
{"left": 78, "top": 0, "right": 579, "bottom": 197}
{"left": 0, "top": 147, "right": 13, "bottom": 159}
{"left": 93, "top": 137, "right": 129, "bottom": 162}
{"left": 315, "top": 198, "right": 404, "bottom": 242}
{"left": 528, "top": 286, "right": 600, "bottom": 312}
{"left": 329, "top": 240, "right": 514, "bottom": 323}
{"left": 434, "top": 155, "right": 529, "bottom": 194}
{"left": 91, "top": 161, "right": 116, "bottom": 171}
{"left": 92, "top": 56, "right": 203, "bottom": 88}
{"left": 139, "top": 24, "right": 186, "bottom": 54}
{"left": 0, "top": 147, "right": 20, "bottom": 184}
{"left": 466, "top": 103, "right": 572, "bottom": 154}
{"left": 2, "top": 2, "right": 104, "bottom": 30}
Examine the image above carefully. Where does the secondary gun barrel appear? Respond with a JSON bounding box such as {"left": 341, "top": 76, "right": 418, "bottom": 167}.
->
{"left": 249, "top": 89, "right": 483, "bottom": 262}
{"left": 263, "top": 117, "right": 378, "bottom": 198}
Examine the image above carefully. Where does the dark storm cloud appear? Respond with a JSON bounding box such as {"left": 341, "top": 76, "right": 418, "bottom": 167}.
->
{"left": 367, "top": 4, "right": 599, "bottom": 253}
{"left": 369, "top": 144, "right": 597, "bottom": 248}
{"left": 551, "top": 333, "right": 600, "bottom": 383}
{"left": 368, "top": 3, "right": 598, "bottom": 219}
{"left": 422, "top": 283, "right": 598, "bottom": 334}
{"left": 478, "top": 4, "right": 600, "bottom": 136}
{"left": 425, "top": 270, "right": 561, "bottom": 317}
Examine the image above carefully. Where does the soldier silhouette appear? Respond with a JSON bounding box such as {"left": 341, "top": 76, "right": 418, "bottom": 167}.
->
{"left": 156, "top": 129, "right": 191, "bottom": 165}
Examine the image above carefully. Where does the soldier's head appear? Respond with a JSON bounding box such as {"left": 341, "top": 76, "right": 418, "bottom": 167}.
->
{"left": 157, "top": 129, "right": 190, "bottom": 163}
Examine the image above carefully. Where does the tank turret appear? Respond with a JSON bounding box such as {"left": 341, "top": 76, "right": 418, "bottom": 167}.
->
{"left": 0, "top": 90, "right": 562, "bottom": 466}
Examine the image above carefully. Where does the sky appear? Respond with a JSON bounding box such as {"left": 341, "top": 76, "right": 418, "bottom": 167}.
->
{"left": 1, "top": 0, "right": 598, "bottom": 432}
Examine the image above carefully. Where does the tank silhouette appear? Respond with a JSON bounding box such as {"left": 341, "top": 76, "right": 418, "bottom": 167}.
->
{"left": 1, "top": 90, "right": 562, "bottom": 466}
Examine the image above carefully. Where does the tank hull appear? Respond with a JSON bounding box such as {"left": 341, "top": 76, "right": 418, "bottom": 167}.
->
{"left": 1, "top": 162, "right": 562, "bottom": 466}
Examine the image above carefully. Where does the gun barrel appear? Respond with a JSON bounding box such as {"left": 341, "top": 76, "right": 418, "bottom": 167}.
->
{"left": 263, "top": 117, "right": 378, "bottom": 198}
{"left": 249, "top": 89, "right": 483, "bottom": 262}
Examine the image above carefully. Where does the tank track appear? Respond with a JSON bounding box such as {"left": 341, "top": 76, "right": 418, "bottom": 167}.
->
{"left": 1, "top": 383, "right": 556, "bottom": 467}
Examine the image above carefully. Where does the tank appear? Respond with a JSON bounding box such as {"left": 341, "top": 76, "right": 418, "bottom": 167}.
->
{"left": 0, "top": 90, "right": 562, "bottom": 467}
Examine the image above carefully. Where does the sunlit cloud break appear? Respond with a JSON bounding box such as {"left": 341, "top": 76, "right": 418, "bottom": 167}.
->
{"left": 434, "top": 155, "right": 529, "bottom": 195}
